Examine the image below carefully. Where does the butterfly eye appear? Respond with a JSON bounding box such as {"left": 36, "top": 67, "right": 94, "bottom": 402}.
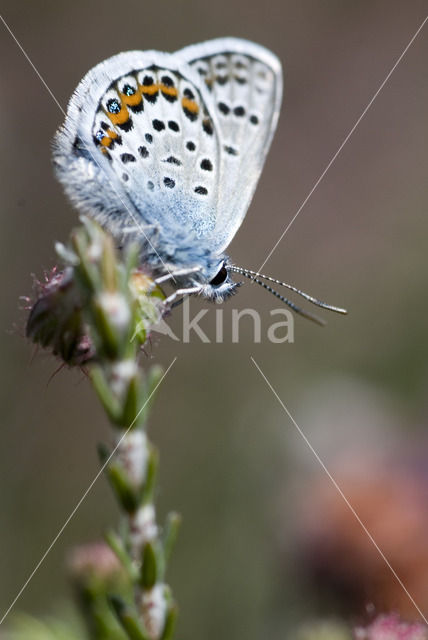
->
{"left": 209, "top": 265, "right": 228, "bottom": 286}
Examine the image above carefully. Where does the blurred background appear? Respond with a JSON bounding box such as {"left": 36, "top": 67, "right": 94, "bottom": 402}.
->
{"left": 1, "top": 1, "right": 428, "bottom": 638}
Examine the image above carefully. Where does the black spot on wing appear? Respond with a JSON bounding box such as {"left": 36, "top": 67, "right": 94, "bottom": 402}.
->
{"left": 183, "top": 107, "right": 198, "bottom": 122}
{"left": 141, "top": 75, "right": 158, "bottom": 103}
{"left": 121, "top": 153, "right": 136, "bottom": 164}
{"left": 118, "top": 118, "right": 133, "bottom": 132}
{"left": 234, "top": 106, "right": 245, "bottom": 117}
{"left": 164, "top": 156, "right": 182, "bottom": 166}
{"left": 200, "top": 159, "right": 213, "bottom": 171}
{"left": 153, "top": 119, "right": 165, "bottom": 132}
{"left": 129, "top": 102, "right": 143, "bottom": 114}
{"left": 160, "top": 75, "right": 177, "bottom": 103}
{"left": 202, "top": 119, "right": 214, "bottom": 135}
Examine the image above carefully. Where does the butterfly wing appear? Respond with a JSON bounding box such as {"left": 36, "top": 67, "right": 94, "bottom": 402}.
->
{"left": 53, "top": 39, "right": 282, "bottom": 265}
{"left": 177, "top": 38, "right": 283, "bottom": 254}
{"left": 53, "top": 50, "right": 223, "bottom": 247}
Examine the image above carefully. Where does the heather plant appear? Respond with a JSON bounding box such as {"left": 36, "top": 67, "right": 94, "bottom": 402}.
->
{"left": 19, "top": 218, "right": 178, "bottom": 640}
{"left": 10, "top": 219, "right": 428, "bottom": 640}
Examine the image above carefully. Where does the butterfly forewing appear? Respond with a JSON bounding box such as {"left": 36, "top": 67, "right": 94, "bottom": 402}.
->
{"left": 78, "top": 64, "right": 222, "bottom": 240}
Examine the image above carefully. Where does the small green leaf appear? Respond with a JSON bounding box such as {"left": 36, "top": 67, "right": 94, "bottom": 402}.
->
{"left": 141, "top": 542, "right": 158, "bottom": 589}
{"left": 109, "top": 595, "right": 149, "bottom": 640}
{"left": 107, "top": 462, "right": 139, "bottom": 513}
{"left": 130, "top": 317, "right": 147, "bottom": 347}
{"left": 104, "top": 529, "right": 136, "bottom": 580}
{"left": 91, "top": 367, "right": 122, "bottom": 424}
{"left": 71, "top": 226, "right": 101, "bottom": 293}
{"left": 100, "top": 233, "right": 118, "bottom": 292}
{"left": 91, "top": 296, "right": 125, "bottom": 360}
{"left": 140, "top": 447, "right": 158, "bottom": 506}
{"left": 120, "top": 373, "right": 143, "bottom": 429}
{"left": 160, "top": 602, "right": 178, "bottom": 640}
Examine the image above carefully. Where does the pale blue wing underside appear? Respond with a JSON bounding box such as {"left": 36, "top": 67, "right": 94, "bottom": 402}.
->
{"left": 177, "top": 38, "right": 282, "bottom": 253}
{"left": 53, "top": 38, "right": 282, "bottom": 263}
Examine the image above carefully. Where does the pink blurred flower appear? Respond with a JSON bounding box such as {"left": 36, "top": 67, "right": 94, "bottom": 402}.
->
{"left": 355, "top": 613, "right": 428, "bottom": 640}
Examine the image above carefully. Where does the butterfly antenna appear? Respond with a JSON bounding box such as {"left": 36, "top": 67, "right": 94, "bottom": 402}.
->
{"left": 232, "top": 269, "right": 325, "bottom": 326}
{"left": 230, "top": 266, "right": 347, "bottom": 316}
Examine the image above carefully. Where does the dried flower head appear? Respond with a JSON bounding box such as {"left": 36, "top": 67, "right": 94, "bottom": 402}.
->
{"left": 26, "top": 218, "right": 165, "bottom": 366}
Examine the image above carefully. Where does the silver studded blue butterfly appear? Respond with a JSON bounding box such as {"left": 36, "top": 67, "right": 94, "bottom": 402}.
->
{"left": 53, "top": 38, "right": 346, "bottom": 322}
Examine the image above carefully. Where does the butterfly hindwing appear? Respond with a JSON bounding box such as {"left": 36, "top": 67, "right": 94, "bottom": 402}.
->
{"left": 178, "top": 38, "right": 283, "bottom": 253}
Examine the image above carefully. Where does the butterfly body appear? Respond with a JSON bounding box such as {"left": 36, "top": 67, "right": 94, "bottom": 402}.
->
{"left": 53, "top": 38, "right": 283, "bottom": 300}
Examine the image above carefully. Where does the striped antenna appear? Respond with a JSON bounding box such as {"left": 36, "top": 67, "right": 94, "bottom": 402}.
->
{"left": 230, "top": 265, "right": 347, "bottom": 325}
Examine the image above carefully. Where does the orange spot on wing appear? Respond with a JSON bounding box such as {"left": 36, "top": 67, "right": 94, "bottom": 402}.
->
{"left": 120, "top": 91, "right": 143, "bottom": 107}
{"left": 160, "top": 84, "right": 178, "bottom": 97}
{"left": 100, "top": 136, "right": 113, "bottom": 147}
{"left": 181, "top": 97, "right": 199, "bottom": 113}
{"left": 140, "top": 83, "right": 160, "bottom": 95}
{"left": 107, "top": 103, "right": 130, "bottom": 125}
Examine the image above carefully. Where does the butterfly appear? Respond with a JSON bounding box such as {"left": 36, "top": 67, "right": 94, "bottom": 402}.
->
{"left": 53, "top": 38, "right": 346, "bottom": 324}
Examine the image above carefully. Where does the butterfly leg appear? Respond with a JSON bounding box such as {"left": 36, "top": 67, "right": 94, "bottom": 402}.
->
{"left": 164, "top": 286, "right": 201, "bottom": 306}
{"left": 155, "top": 266, "right": 201, "bottom": 286}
